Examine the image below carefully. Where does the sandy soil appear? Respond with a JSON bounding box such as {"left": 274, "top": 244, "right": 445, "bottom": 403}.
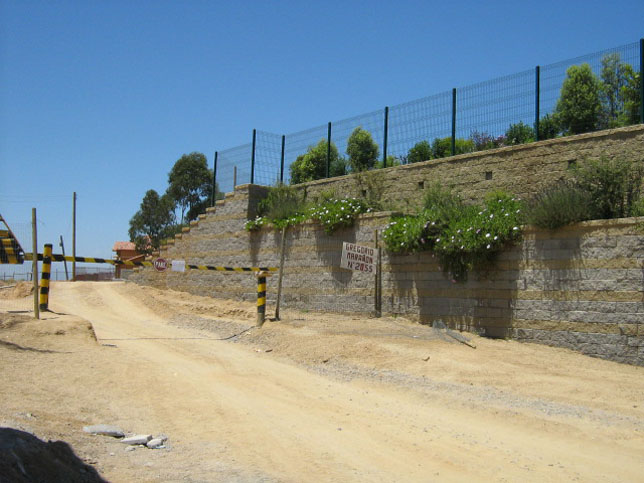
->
{"left": 1, "top": 280, "right": 643, "bottom": 482}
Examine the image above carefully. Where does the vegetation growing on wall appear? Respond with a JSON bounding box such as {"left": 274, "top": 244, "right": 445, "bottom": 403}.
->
{"left": 245, "top": 184, "right": 373, "bottom": 234}
{"left": 382, "top": 185, "right": 524, "bottom": 281}
{"left": 526, "top": 157, "right": 644, "bottom": 229}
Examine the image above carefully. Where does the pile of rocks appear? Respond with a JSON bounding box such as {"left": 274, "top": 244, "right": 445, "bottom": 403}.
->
{"left": 83, "top": 424, "right": 168, "bottom": 450}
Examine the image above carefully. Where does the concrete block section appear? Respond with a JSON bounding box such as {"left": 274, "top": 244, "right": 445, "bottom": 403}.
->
{"left": 121, "top": 434, "right": 153, "bottom": 445}
{"left": 82, "top": 424, "right": 124, "bottom": 438}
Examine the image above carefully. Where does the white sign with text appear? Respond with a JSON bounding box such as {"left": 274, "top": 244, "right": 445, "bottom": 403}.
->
{"left": 340, "top": 242, "right": 378, "bottom": 274}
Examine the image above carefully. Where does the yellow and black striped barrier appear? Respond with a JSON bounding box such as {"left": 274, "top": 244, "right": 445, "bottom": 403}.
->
{"left": 25, "top": 252, "right": 278, "bottom": 272}
{"left": 39, "top": 244, "right": 52, "bottom": 311}
{"left": 256, "top": 270, "right": 272, "bottom": 327}
{"left": 0, "top": 215, "right": 25, "bottom": 265}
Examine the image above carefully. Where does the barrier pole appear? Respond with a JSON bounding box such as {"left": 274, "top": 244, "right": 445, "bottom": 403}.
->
{"left": 256, "top": 270, "right": 270, "bottom": 327}
{"left": 39, "top": 243, "right": 52, "bottom": 311}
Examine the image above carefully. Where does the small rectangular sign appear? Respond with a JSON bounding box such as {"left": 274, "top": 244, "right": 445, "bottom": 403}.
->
{"left": 171, "top": 260, "right": 185, "bottom": 272}
{"left": 340, "top": 242, "right": 378, "bottom": 274}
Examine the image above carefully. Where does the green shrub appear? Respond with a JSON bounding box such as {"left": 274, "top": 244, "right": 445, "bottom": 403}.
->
{"left": 632, "top": 198, "right": 644, "bottom": 217}
{"left": 555, "top": 63, "right": 603, "bottom": 134}
{"left": 289, "top": 140, "right": 340, "bottom": 184}
{"left": 257, "top": 183, "right": 305, "bottom": 220}
{"left": 526, "top": 182, "right": 593, "bottom": 229}
{"left": 505, "top": 121, "right": 534, "bottom": 145}
{"left": 407, "top": 140, "right": 432, "bottom": 164}
{"left": 383, "top": 188, "right": 524, "bottom": 281}
{"left": 309, "top": 197, "right": 372, "bottom": 234}
{"left": 431, "top": 137, "right": 475, "bottom": 158}
{"left": 346, "top": 127, "right": 379, "bottom": 172}
{"left": 537, "top": 114, "right": 560, "bottom": 140}
{"left": 573, "top": 157, "right": 643, "bottom": 219}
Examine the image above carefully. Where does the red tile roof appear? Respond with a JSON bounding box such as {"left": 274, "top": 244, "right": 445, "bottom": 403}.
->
{"left": 112, "top": 241, "right": 136, "bottom": 251}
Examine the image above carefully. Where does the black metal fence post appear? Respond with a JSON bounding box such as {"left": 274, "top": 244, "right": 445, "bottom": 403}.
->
{"left": 212, "top": 151, "right": 218, "bottom": 206}
{"left": 382, "top": 106, "right": 389, "bottom": 168}
{"left": 535, "top": 66, "right": 540, "bottom": 141}
{"left": 640, "top": 38, "right": 643, "bottom": 124}
{"left": 250, "top": 129, "right": 256, "bottom": 184}
{"left": 451, "top": 88, "right": 457, "bottom": 156}
{"left": 280, "top": 135, "right": 285, "bottom": 183}
{"left": 326, "top": 122, "right": 332, "bottom": 178}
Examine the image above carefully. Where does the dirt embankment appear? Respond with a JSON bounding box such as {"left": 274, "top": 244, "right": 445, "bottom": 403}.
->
{"left": 1, "top": 281, "right": 643, "bottom": 482}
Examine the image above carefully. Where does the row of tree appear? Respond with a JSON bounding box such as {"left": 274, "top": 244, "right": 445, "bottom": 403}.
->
{"left": 128, "top": 152, "right": 222, "bottom": 252}
{"left": 289, "top": 53, "right": 641, "bottom": 183}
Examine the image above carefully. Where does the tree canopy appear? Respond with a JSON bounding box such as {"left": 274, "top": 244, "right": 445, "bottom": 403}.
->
{"left": 407, "top": 140, "right": 432, "bottom": 164}
{"left": 128, "top": 189, "right": 176, "bottom": 253}
{"left": 555, "top": 63, "right": 603, "bottom": 135}
{"left": 167, "top": 152, "right": 212, "bottom": 223}
{"left": 346, "top": 127, "right": 379, "bottom": 172}
{"left": 289, "top": 140, "right": 343, "bottom": 184}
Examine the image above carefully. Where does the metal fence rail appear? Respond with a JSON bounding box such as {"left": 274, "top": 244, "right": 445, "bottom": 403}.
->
{"left": 211, "top": 40, "right": 643, "bottom": 196}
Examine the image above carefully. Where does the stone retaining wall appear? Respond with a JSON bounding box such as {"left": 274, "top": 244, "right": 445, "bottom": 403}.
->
{"left": 131, "top": 184, "right": 644, "bottom": 365}
{"left": 130, "top": 126, "right": 644, "bottom": 365}
{"left": 295, "top": 124, "right": 644, "bottom": 208}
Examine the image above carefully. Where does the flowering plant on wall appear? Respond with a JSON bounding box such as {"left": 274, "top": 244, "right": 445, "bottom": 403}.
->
{"left": 383, "top": 187, "right": 524, "bottom": 281}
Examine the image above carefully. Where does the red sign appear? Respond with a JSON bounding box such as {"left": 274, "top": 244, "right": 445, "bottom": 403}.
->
{"left": 153, "top": 258, "right": 168, "bottom": 272}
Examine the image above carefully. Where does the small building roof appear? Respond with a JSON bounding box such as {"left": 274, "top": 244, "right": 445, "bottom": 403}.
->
{"left": 112, "top": 241, "right": 136, "bottom": 251}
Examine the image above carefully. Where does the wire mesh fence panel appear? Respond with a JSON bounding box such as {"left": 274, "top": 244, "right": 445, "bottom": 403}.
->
{"left": 457, "top": 69, "right": 535, "bottom": 148}
{"left": 213, "top": 40, "right": 642, "bottom": 187}
{"left": 217, "top": 143, "right": 252, "bottom": 194}
{"left": 540, "top": 41, "right": 640, "bottom": 134}
{"left": 283, "top": 124, "right": 329, "bottom": 184}
{"left": 387, "top": 91, "right": 453, "bottom": 163}
{"left": 331, "top": 109, "right": 385, "bottom": 168}
{"left": 254, "top": 130, "right": 284, "bottom": 187}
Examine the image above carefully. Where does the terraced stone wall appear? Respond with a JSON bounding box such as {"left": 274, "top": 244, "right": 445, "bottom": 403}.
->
{"left": 130, "top": 183, "right": 643, "bottom": 365}
{"left": 295, "top": 124, "right": 644, "bottom": 209}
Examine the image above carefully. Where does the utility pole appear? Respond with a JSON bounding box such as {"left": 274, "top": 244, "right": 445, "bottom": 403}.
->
{"left": 72, "top": 192, "right": 77, "bottom": 281}
{"left": 32, "top": 208, "right": 39, "bottom": 319}
{"left": 59, "top": 235, "right": 69, "bottom": 280}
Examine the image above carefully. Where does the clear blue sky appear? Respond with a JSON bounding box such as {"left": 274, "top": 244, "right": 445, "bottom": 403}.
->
{"left": 1, "top": 0, "right": 643, "bottom": 267}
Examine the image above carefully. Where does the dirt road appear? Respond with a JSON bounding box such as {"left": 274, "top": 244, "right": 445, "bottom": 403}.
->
{"left": 1, "top": 281, "right": 643, "bottom": 481}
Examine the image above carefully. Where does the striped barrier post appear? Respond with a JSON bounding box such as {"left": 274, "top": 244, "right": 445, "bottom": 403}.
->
{"left": 39, "top": 243, "right": 52, "bottom": 311}
{"left": 256, "top": 270, "right": 271, "bottom": 327}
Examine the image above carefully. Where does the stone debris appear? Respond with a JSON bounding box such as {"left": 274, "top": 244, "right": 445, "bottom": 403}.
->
{"left": 146, "top": 438, "right": 164, "bottom": 449}
{"left": 121, "top": 434, "right": 152, "bottom": 445}
{"left": 82, "top": 424, "right": 125, "bottom": 438}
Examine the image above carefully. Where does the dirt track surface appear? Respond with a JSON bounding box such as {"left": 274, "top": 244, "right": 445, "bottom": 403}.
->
{"left": 1, "top": 281, "right": 643, "bottom": 482}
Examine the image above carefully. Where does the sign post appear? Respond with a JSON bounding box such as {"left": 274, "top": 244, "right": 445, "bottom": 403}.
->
{"left": 340, "top": 242, "right": 378, "bottom": 274}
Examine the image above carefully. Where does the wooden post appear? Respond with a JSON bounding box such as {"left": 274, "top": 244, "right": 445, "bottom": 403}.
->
{"left": 59, "top": 235, "right": 69, "bottom": 280}
{"left": 274, "top": 226, "right": 287, "bottom": 320}
{"left": 375, "top": 229, "right": 382, "bottom": 317}
{"left": 72, "top": 191, "right": 77, "bottom": 281}
{"left": 32, "top": 208, "right": 39, "bottom": 319}
{"left": 233, "top": 166, "right": 237, "bottom": 188}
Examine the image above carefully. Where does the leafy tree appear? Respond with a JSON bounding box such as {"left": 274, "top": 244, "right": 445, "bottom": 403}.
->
{"left": 505, "top": 121, "right": 535, "bottom": 145}
{"left": 537, "top": 114, "right": 560, "bottom": 140}
{"left": 618, "top": 66, "right": 641, "bottom": 126}
{"left": 599, "top": 53, "right": 630, "bottom": 128}
{"left": 555, "top": 63, "right": 603, "bottom": 134}
{"left": 289, "top": 140, "right": 340, "bottom": 184}
{"left": 346, "top": 127, "right": 379, "bottom": 172}
{"left": 167, "top": 152, "right": 212, "bottom": 223}
{"left": 407, "top": 140, "right": 432, "bottom": 164}
{"left": 431, "top": 137, "right": 474, "bottom": 158}
{"left": 128, "top": 190, "right": 176, "bottom": 253}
